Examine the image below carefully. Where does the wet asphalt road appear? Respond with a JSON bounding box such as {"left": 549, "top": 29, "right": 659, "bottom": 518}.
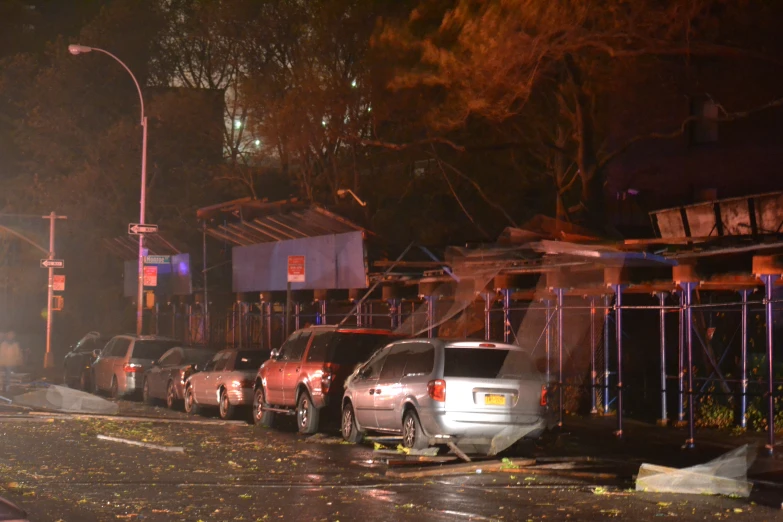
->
{"left": 0, "top": 400, "right": 782, "bottom": 521}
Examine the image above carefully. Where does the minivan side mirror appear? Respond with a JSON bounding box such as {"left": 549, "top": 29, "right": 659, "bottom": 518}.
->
{"left": 270, "top": 349, "right": 280, "bottom": 360}
{"left": 92, "top": 349, "right": 101, "bottom": 358}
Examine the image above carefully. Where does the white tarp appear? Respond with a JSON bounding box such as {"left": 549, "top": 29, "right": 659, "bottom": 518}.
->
{"left": 12, "top": 384, "right": 119, "bottom": 415}
{"left": 636, "top": 445, "right": 754, "bottom": 497}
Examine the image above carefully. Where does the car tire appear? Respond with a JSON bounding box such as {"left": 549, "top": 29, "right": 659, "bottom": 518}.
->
{"left": 79, "top": 370, "right": 91, "bottom": 392}
{"left": 296, "top": 391, "right": 319, "bottom": 435}
{"left": 109, "top": 376, "right": 119, "bottom": 400}
{"left": 252, "top": 387, "right": 275, "bottom": 427}
{"left": 184, "top": 386, "right": 200, "bottom": 415}
{"left": 341, "top": 403, "right": 364, "bottom": 443}
{"left": 142, "top": 379, "right": 153, "bottom": 405}
{"left": 402, "top": 409, "right": 429, "bottom": 450}
{"left": 219, "top": 389, "right": 235, "bottom": 420}
{"left": 166, "top": 381, "right": 178, "bottom": 410}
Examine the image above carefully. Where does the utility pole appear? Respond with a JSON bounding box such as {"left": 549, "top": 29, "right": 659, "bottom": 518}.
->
{"left": 43, "top": 212, "right": 67, "bottom": 369}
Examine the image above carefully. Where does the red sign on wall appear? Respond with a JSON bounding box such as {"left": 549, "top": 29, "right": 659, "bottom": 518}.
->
{"left": 143, "top": 266, "right": 158, "bottom": 287}
{"left": 287, "top": 255, "right": 305, "bottom": 283}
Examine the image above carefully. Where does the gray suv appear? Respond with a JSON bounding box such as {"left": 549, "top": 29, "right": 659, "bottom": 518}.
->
{"left": 341, "top": 339, "right": 549, "bottom": 455}
{"left": 92, "top": 335, "right": 180, "bottom": 398}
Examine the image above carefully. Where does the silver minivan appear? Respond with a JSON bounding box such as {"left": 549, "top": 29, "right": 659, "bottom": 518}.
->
{"left": 341, "top": 339, "right": 550, "bottom": 455}
{"left": 92, "top": 335, "right": 180, "bottom": 398}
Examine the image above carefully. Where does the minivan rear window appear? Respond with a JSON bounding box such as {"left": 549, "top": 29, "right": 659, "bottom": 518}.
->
{"left": 307, "top": 332, "right": 393, "bottom": 366}
{"left": 443, "top": 348, "right": 535, "bottom": 379}
{"left": 235, "top": 351, "right": 266, "bottom": 371}
{"left": 132, "top": 341, "right": 180, "bottom": 360}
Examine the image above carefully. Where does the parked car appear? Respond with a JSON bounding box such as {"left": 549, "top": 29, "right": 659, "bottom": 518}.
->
{"left": 0, "top": 495, "right": 29, "bottom": 522}
{"left": 184, "top": 349, "right": 266, "bottom": 419}
{"left": 62, "top": 331, "right": 108, "bottom": 391}
{"left": 142, "top": 346, "right": 216, "bottom": 409}
{"left": 92, "top": 335, "right": 180, "bottom": 399}
{"left": 252, "top": 326, "right": 399, "bottom": 433}
{"left": 341, "top": 339, "right": 549, "bottom": 455}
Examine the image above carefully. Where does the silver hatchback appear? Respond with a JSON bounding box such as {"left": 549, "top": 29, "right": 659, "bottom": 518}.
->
{"left": 341, "top": 339, "right": 549, "bottom": 455}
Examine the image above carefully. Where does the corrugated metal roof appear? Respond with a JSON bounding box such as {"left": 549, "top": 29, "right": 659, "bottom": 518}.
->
{"left": 199, "top": 199, "right": 368, "bottom": 247}
{"left": 103, "top": 235, "right": 182, "bottom": 261}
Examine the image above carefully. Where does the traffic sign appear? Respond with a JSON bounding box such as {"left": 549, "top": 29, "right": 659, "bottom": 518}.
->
{"left": 53, "top": 275, "right": 65, "bottom": 292}
{"left": 51, "top": 295, "right": 64, "bottom": 311}
{"left": 144, "top": 255, "right": 170, "bottom": 264}
{"left": 40, "top": 259, "right": 65, "bottom": 269}
{"left": 287, "top": 255, "right": 305, "bottom": 283}
{"left": 143, "top": 266, "right": 158, "bottom": 287}
{"left": 128, "top": 223, "right": 158, "bottom": 235}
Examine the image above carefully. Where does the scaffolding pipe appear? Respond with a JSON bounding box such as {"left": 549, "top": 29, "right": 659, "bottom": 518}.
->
{"left": 425, "top": 296, "right": 436, "bottom": 339}
{"left": 762, "top": 274, "right": 778, "bottom": 455}
{"left": 590, "top": 297, "right": 597, "bottom": 414}
{"left": 502, "top": 289, "right": 512, "bottom": 343}
{"left": 681, "top": 282, "right": 697, "bottom": 449}
{"left": 657, "top": 292, "right": 668, "bottom": 425}
{"left": 545, "top": 299, "right": 552, "bottom": 386}
{"left": 354, "top": 300, "right": 363, "bottom": 327}
{"left": 613, "top": 285, "right": 624, "bottom": 438}
{"left": 484, "top": 293, "right": 493, "bottom": 341}
{"left": 555, "top": 288, "right": 565, "bottom": 428}
{"left": 265, "top": 302, "right": 273, "bottom": 350}
{"left": 678, "top": 290, "right": 685, "bottom": 423}
{"left": 739, "top": 289, "right": 751, "bottom": 428}
{"left": 388, "top": 299, "right": 398, "bottom": 330}
{"left": 603, "top": 294, "right": 611, "bottom": 414}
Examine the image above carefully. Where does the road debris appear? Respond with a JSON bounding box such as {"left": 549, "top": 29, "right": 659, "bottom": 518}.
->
{"left": 635, "top": 444, "right": 754, "bottom": 497}
{"left": 96, "top": 434, "right": 185, "bottom": 453}
{"left": 386, "top": 458, "right": 536, "bottom": 479}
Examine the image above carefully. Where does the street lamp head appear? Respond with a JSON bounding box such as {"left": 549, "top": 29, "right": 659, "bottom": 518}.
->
{"left": 336, "top": 189, "right": 347, "bottom": 197}
{"left": 68, "top": 44, "right": 93, "bottom": 55}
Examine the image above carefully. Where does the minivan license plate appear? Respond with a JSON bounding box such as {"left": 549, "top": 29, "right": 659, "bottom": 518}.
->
{"left": 484, "top": 394, "right": 506, "bottom": 406}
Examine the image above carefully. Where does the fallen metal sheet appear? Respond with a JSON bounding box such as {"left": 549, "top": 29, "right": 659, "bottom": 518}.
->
{"left": 385, "top": 458, "right": 536, "bottom": 479}
{"left": 635, "top": 444, "right": 754, "bottom": 497}
{"left": 12, "top": 385, "right": 119, "bottom": 415}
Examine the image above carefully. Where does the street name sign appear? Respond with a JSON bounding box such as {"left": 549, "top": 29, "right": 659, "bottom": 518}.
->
{"left": 128, "top": 223, "right": 159, "bottom": 235}
{"left": 40, "top": 259, "right": 64, "bottom": 269}
{"left": 144, "top": 255, "right": 170, "bottom": 264}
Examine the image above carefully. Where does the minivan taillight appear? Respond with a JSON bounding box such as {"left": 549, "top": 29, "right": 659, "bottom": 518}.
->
{"left": 427, "top": 379, "right": 446, "bottom": 402}
{"left": 124, "top": 363, "right": 143, "bottom": 373}
{"left": 540, "top": 385, "right": 548, "bottom": 407}
{"left": 322, "top": 363, "right": 338, "bottom": 393}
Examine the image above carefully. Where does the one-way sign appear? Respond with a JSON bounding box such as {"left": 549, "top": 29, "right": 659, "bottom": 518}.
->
{"left": 40, "top": 259, "right": 65, "bottom": 269}
{"left": 128, "top": 223, "right": 158, "bottom": 235}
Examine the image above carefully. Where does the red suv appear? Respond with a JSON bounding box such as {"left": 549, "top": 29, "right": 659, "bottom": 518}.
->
{"left": 252, "top": 325, "right": 398, "bottom": 433}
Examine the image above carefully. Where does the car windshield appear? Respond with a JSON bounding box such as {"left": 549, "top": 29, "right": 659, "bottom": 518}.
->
{"left": 132, "top": 340, "right": 180, "bottom": 360}
{"left": 235, "top": 351, "right": 266, "bottom": 371}
{"left": 323, "top": 333, "right": 394, "bottom": 366}
{"left": 444, "top": 347, "right": 536, "bottom": 379}
{"left": 182, "top": 349, "right": 216, "bottom": 366}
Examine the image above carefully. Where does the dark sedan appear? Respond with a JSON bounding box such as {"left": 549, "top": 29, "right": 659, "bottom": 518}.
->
{"left": 142, "top": 346, "right": 216, "bottom": 409}
{"left": 62, "top": 332, "right": 108, "bottom": 391}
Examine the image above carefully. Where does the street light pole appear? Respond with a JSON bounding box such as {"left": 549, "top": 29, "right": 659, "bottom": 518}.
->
{"left": 68, "top": 44, "right": 147, "bottom": 335}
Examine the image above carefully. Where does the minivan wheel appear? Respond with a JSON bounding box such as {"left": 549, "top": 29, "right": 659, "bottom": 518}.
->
{"left": 219, "top": 389, "right": 235, "bottom": 420}
{"left": 142, "top": 379, "right": 153, "bottom": 405}
{"left": 402, "top": 410, "right": 428, "bottom": 450}
{"left": 296, "top": 392, "right": 319, "bottom": 434}
{"left": 184, "top": 387, "right": 200, "bottom": 415}
{"left": 252, "top": 388, "right": 275, "bottom": 427}
{"left": 109, "top": 376, "right": 119, "bottom": 400}
{"left": 341, "top": 403, "right": 363, "bottom": 443}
